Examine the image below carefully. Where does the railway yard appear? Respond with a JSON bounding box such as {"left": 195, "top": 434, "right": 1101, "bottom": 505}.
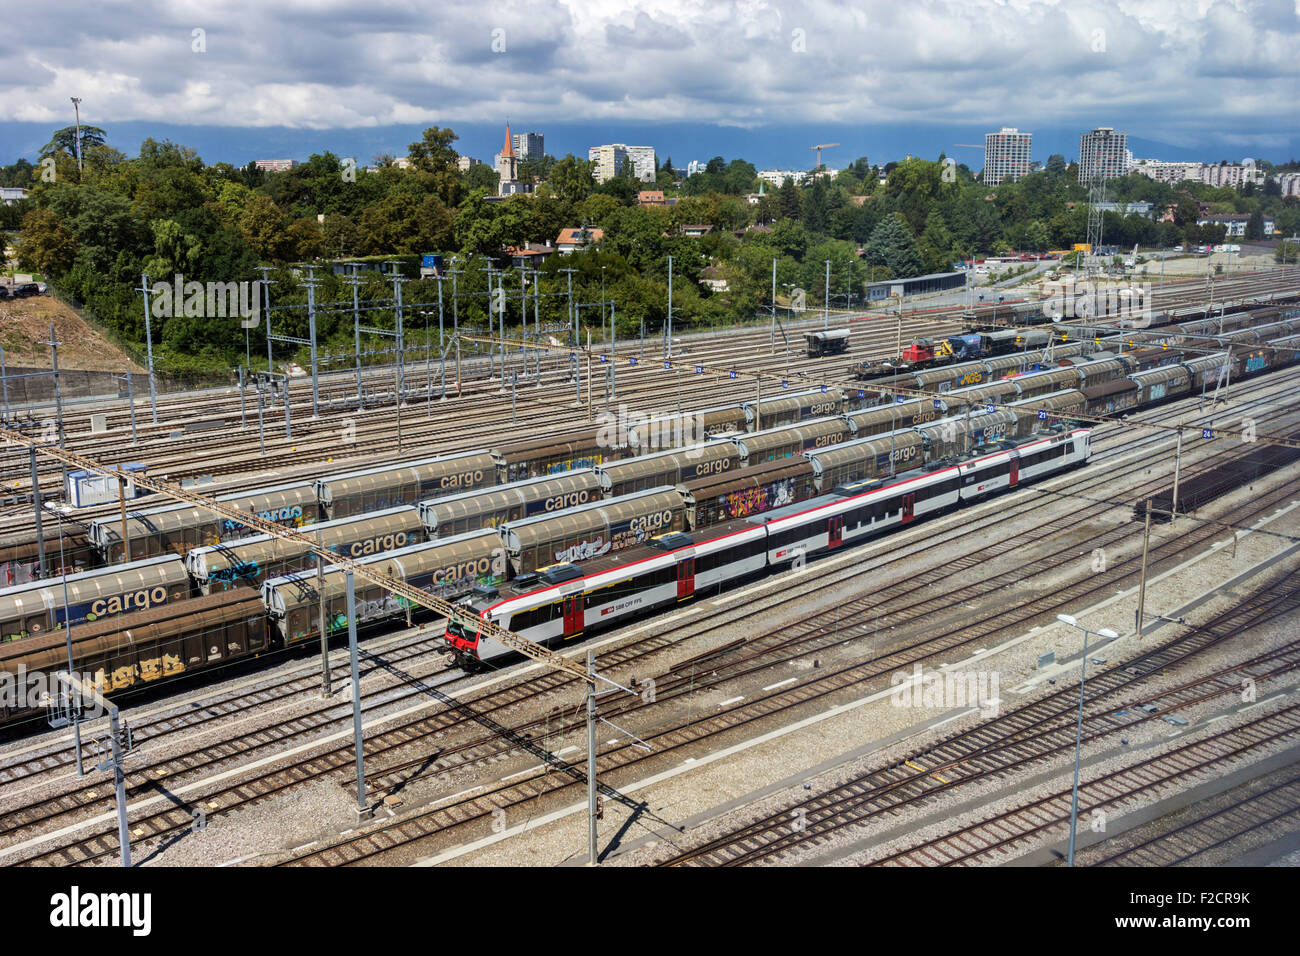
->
{"left": 2, "top": 267, "right": 1300, "bottom": 870}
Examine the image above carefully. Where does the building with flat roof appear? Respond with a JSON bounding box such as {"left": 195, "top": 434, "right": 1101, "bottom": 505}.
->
{"left": 757, "top": 169, "right": 807, "bottom": 187}
{"left": 512, "top": 132, "right": 544, "bottom": 161}
{"left": 983, "top": 127, "right": 1032, "bottom": 186}
{"left": 1197, "top": 213, "right": 1274, "bottom": 237}
{"left": 1078, "top": 127, "right": 1128, "bottom": 183}
{"left": 587, "top": 143, "right": 655, "bottom": 182}
{"left": 253, "top": 159, "right": 296, "bottom": 173}
{"left": 864, "top": 271, "right": 965, "bottom": 301}
{"left": 588, "top": 144, "right": 628, "bottom": 183}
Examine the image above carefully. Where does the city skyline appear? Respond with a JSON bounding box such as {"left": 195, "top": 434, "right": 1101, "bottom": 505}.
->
{"left": 2, "top": 117, "right": 1291, "bottom": 175}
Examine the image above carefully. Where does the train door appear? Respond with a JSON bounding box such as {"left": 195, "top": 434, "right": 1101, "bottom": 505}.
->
{"left": 1008, "top": 456, "right": 1020, "bottom": 488}
{"left": 828, "top": 515, "right": 844, "bottom": 547}
{"left": 563, "top": 594, "right": 584, "bottom": 637}
{"left": 901, "top": 493, "right": 916, "bottom": 524}
{"left": 676, "top": 558, "right": 695, "bottom": 600}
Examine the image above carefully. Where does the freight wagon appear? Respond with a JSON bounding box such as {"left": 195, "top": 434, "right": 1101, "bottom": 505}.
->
{"left": 262, "top": 531, "right": 503, "bottom": 645}
{"left": 418, "top": 470, "right": 602, "bottom": 539}
{"left": 186, "top": 506, "right": 427, "bottom": 594}
{"left": 501, "top": 487, "right": 686, "bottom": 574}
{"left": 314, "top": 450, "right": 497, "bottom": 519}
{"left": 0, "top": 555, "right": 191, "bottom": 641}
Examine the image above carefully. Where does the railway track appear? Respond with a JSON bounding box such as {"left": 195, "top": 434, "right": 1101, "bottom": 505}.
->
{"left": 655, "top": 574, "right": 1300, "bottom": 866}
{"left": 1085, "top": 770, "right": 1300, "bottom": 866}
{"left": 3, "top": 272, "right": 1294, "bottom": 502}
{"left": 5, "top": 369, "right": 1294, "bottom": 863}
{"left": 869, "top": 690, "right": 1300, "bottom": 867}
{"left": 5, "top": 353, "right": 1294, "bottom": 868}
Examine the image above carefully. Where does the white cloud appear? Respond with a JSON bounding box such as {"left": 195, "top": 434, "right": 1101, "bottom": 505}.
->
{"left": 0, "top": 0, "right": 1292, "bottom": 147}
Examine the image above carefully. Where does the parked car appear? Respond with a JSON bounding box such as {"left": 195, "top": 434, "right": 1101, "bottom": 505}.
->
{"left": 36, "top": 282, "right": 47, "bottom": 294}
{"left": 12, "top": 283, "right": 40, "bottom": 298}
{"left": 0, "top": 286, "right": 11, "bottom": 301}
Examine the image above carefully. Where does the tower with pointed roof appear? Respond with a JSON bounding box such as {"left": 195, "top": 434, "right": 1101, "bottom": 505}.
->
{"left": 494, "top": 123, "right": 518, "bottom": 195}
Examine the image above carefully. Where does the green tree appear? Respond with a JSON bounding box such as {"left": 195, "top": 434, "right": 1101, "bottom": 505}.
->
{"left": 406, "top": 127, "right": 462, "bottom": 206}
{"left": 321, "top": 213, "right": 361, "bottom": 258}
{"left": 777, "top": 178, "right": 802, "bottom": 220}
{"left": 41, "top": 125, "right": 108, "bottom": 162}
{"left": 463, "top": 163, "right": 499, "bottom": 194}
{"left": 1023, "top": 220, "right": 1050, "bottom": 253}
{"left": 1245, "top": 208, "right": 1264, "bottom": 240}
{"left": 803, "top": 179, "right": 829, "bottom": 234}
{"left": 14, "top": 207, "right": 77, "bottom": 277}
{"left": 1276, "top": 240, "right": 1298, "bottom": 265}
{"left": 547, "top": 155, "right": 595, "bottom": 204}
{"left": 577, "top": 193, "right": 623, "bottom": 227}
{"left": 864, "top": 212, "right": 924, "bottom": 278}
{"left": 238, "top": 194, "right": 295, "bottom": 261}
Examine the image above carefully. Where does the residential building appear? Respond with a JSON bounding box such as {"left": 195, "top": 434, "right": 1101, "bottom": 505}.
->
{"left": 253, "top": 159, "right": 296, "bottom": 172}
{"left": 699, "top": 265, "right": 729, "bottom": 292}
{"left": 1078, "top": 127, "right": 1128, "bottom": 183}
{"left": 1132, "top": 159, "right": 1265, "bottom": 189}
{"left": 638, "top": 190, "right": 666, "bottom": 206}
{"left": 983, "top": 127, "right": 1032, "bottom": 186}
{"left": 1197, "top": 214, "right": 1274, "bottom": 237}
{"left": 1275, "top": 172, "right": 1300, "bottom": 198}
{"left": 392, "top": 157, "right": 412, "bottom": 170}
{"left": 511, "top": 132, "right": 544, "bottom": 161}
{"left": 686, "top": 160, "right": 704, "bottom": 177}
{"left": 588, "top": 144, "right": 628, "bottom": 183}
{"left": 757, "top": 169, "right": 807, "bottom": 187}
{"left": 505, "top": 242, "right": 555, "bottom": 268}
{"left": 556, "top": 227, "right": 604, "bottom": 254}
{"left": 1131, "top": 159, "right": 1200, "bottom": 183}
{"left": 626, "top": 146, "right": 656, "bottom": 182}
{"left": 678, "top": 224, "right": 713, "bottom": 237}
{"left": 457, "top": 154, "right": 482, "bottom": 172}
{"left": 586, "top": 143, "right": 655, "bottom": 183}
{"left": 1199, "top": 163, "right": 1265, "bottom": 188}
{"left": 0, "top": 186, "right": 28, "bottom": 204}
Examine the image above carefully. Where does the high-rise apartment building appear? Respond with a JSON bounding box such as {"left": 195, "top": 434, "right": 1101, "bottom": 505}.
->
{"left": 588, "top": 144, "right": 628, "bottom": 183}
{"left": 588, "top": 143, "right": 656, "bottom": 182}
{"left": 512, "top": 132, "right": 544, "bottom": 161}
{"left": 983, "top": 127, "right": 1032, "bottom": 186}
{"left": 1078, "top": 127, "right": 1129, "bottom": 183}
{"left": 624, "top": 145, "right": 657, "bottom": 182}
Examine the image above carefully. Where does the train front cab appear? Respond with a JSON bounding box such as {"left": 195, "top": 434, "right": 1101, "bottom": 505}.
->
{"left": 444, "top": 610, "right": 486, "bottom": 668}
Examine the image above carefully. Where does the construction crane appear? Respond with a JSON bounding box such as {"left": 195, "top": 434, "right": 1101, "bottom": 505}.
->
{"left": 809, "top": 143, "right": 840, "bottom": 169}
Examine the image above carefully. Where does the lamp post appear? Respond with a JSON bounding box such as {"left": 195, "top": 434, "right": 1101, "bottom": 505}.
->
{"left": 1056, "top": 613, "right": 1120, "bottom": 867}
{"left": 70, "top": 97, "right": 83, "bottom": 174}
{"left": 823, "top": 259, "right": 830, "bottom": 329}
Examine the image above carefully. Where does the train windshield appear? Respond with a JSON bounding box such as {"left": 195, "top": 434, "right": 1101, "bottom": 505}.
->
{"left": 446, "top": 617, "right": 480, "bottom": 649}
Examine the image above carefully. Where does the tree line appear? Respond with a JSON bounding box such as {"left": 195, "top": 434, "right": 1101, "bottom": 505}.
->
{"left": 3, "top": 125, "right": 1297, "bottom": 376}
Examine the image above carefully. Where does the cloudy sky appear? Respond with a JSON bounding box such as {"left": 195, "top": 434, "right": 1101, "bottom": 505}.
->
{"left": 1, "top": 0, "right": 1296, "bottom": 168}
